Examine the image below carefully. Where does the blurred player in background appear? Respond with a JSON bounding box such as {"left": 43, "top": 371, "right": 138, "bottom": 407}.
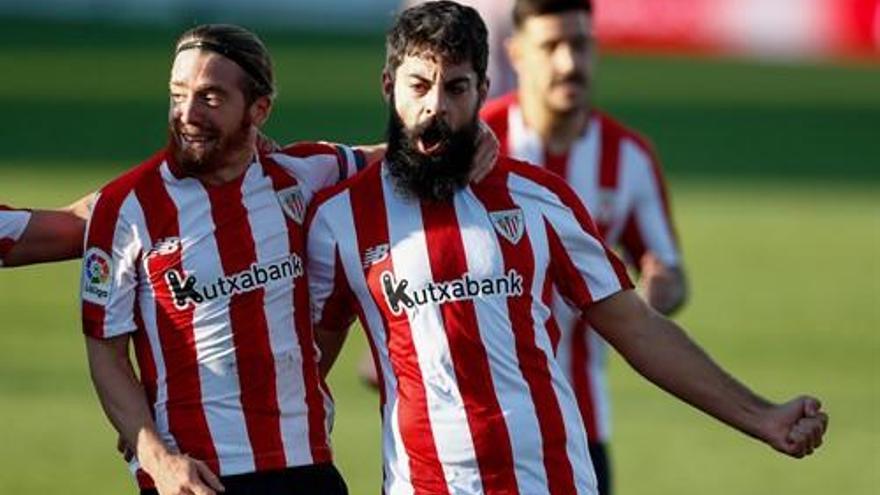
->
{"left": 311, "top": 2, "right": 826, "bottom": 494}
{"left": 480, "top": 0, "right": 686, "bottom": 492}
{"left": 0, "top": 195, "right": 92, "bottom": 267}
{"left": 401, "top": 0, "right": 517, "bottom": 98}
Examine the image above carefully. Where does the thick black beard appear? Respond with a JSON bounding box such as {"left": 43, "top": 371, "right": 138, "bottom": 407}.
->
{"left": 167, "top": 114, "right": 252, "bottom": 176}
{"left": 385, "top": 105, "right": 478, "bottom": 203}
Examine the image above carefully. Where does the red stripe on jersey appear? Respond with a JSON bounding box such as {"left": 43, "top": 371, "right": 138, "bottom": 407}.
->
{"left": 420, "top": 200, "right": 520, "bottom": 495}
{"left": 83, "top": 151, "right": 166, "bottom": 337}
{"left": 479, "top": 91, "right": 516, "bottom": 155}
{"left": 472, "top": 173, "right": 579, "bottom": 494}
{"left": 348, "top": 164, "right": 448, "bottom": 495}
{"left": 639, "top": 136, "right": 680, "bottom": 247}
{"left": 137, "top": 165, "right": 220, "bottom": 474}
{"left": 205, "top": 177, "right": 286, "bottom": 471}
{"left": 544, "top": 150, "right": 570, "bottom": 179}
{"left": 545, "top": 220, "right": 595, "bottom": 310}
{"left": 280, "top": 141, "right": 338, "bottom": 159}
{"left": 132, "top": 296, "right": 158, "bottom": 407}
{"left": 262, "top": 158, "right": 332, "bottom": 464}
{"left": 620, "top": 211, "right": 647, "bottom": 266}
{"left": 542, "top": 277, "right": 562, "bottom": 353}
{"left": 570, "top": 320, "right": 600, "bottom": 442}
{"left": 509, "top": 161, "right": 633, "bottom": 291}
{"left": 597, "top": 113, "right": 623, "bottom": 190}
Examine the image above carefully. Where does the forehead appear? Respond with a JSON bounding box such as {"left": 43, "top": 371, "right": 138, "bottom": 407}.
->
{"left": 395, "top": 52, "right": 477, "bottom": 82}
{"left": 169, "top": 49, "right": 244, "bottom": 89}
{"left": 520, "top": 10, "right": 593, "bottom": 41}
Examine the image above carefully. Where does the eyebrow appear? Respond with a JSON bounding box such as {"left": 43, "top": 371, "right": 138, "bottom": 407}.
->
{"left": 169, "top": 82, "right": 230, "bottom": 95}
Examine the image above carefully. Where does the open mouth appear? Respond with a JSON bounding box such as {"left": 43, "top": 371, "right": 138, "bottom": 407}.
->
{"left": 180, "top": 133, "right": 216, "bottom": 147}
{"left": 417, "top": 127, "right": 446, "bottom": 155}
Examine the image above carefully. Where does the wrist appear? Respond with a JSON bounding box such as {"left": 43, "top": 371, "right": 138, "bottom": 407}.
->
{"left": 135, "top": 429, "right": 175, "bottom": 475}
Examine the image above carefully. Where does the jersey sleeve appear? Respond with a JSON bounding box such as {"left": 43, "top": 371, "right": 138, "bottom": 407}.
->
{"left": 523, "top": 170, "right": 634, "bottom": 310}
{"left": 305, "top": 204, "right": 357, "bottom": 333}
{"left": 269, "top": 142, "right": 366, "bottom": 196}
{"left": 619, "top": 139, "right": 681, "bottom": 268}
{"left": 81, "top": 193, "right": 143, "bottom": 339}
{"left": 0, "top": 206, "right": 32, "bottom": 267}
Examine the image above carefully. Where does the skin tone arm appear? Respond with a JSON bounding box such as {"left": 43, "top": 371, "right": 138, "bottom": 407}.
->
{"left": 315, "top": 325, "right": 352, "bottom": 379}
{"left": 2, "top": 193, "right": 94, "bottom": 267}
{"left": 639, "top": 252, "right": 687, "bottom": 316}
{"left": 585, "top": 289, "right": 828, "bottom": 458}
{"left": 86, "top": 335, "right": 225, "bottom": 495}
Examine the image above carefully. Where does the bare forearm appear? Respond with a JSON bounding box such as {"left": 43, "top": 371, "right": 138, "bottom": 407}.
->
{"left": 589, "top": 292, "right": 771, "bottom": 440}
{"left": 315, "top": 326, "right": 349, "bottom": 378}
{"left": 85, "top": 336, "right": 172, "bottom": 470}
{"left": 4, "top": 209, "right": 85, "bottom": 266}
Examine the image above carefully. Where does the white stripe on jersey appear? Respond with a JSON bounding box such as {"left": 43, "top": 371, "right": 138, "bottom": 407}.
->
{"left": 162, "top": 164, "right": 255, "bottom": 474}
{"left": 307, "top": 191, "right": 415, "bottom": 495}
{"left": 618, "top": 139, "right": 680, "bottom": 266}
{"left": 454, "top": 190, "right": 550, "bottom": 495}
{"left": 383, "top": 175, "right": 485, "bottom": 494}
{"left": 240, "top": 162, "right": 315, "bottom": 467}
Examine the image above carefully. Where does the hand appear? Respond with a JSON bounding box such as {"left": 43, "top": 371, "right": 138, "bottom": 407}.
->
{"left": 469, "top": 120, "right": 499, "bottom": 183}
{"left": 639, "top": 253, "right": 686, "bottom": 315}
{"left": 150, "top": 453, "right": 225, "bottom": 495}
{"left": 759, "top": 396, "right": 828, "bottom": 458}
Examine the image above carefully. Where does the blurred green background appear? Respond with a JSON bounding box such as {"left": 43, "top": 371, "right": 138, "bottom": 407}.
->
{"left": 0, "top": 18, "right": 878, "bottom": 495}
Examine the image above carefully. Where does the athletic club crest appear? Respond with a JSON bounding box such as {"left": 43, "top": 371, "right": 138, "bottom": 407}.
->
{"left": 489, "top": 208, "right": 525, "bottom": 244}
{"left": 277, "top": 185, "right": 306, "bottom": 224}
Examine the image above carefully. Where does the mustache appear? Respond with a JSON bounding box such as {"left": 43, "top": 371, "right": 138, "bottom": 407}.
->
{"left": 551, "top": 73, "right": 588, "bottom": 86}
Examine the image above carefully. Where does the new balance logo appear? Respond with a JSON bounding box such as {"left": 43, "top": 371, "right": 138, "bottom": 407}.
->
{"left": 164, "top": 254, "right": 304, "bottom": 310}
{"left": 363, "top": 244, "right": 390, "bottom": 268}
{"left": 381, "top": 270, "right": 524, "bottom": 316}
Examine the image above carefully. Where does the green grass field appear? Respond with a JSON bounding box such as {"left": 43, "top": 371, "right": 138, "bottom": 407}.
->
{"left": 0, "top": 18, "right": 878, "bottom": 495}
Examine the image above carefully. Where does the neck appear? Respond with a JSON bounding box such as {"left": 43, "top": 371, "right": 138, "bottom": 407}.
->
{"left": 519, "top": 90, "right": 590, "bottom": 155}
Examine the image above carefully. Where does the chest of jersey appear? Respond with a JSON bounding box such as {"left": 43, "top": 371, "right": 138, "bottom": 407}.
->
{"left": 133, "top": 166, "right": 307, "bottom": 347}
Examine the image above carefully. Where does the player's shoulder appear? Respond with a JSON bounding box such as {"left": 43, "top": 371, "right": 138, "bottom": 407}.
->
{"left": 500, "top": 155, "right": 572, "bottom": 192}
{"left": 307, "top": 159, "right": 382, "bottom": 219}
{"left": 97, "top": 148, "right": 168, "bottom": 204}
{"left": 480, "top": 91, "right": 518, "bottom": 125}
{"left": 277, "top": 141, "right": 343, "bottom": 159}
{"left": 596, "top": 109, "right": 657, "bottom": 156}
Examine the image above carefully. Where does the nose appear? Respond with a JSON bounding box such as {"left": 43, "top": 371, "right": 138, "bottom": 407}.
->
{"left": 174, "top": 94, "right": 203, "bottom": 126}
{"left": 422, "top": 86, "right": 448, "bottom": 118}
{"left": 553, "top": 42, "right": 579, "bottom": 76}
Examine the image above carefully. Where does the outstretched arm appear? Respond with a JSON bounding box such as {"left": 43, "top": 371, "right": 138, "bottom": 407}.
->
{"left": 585, "top": 290, "right": 827, "bottom": 458}
{"left": 3, "top": 193, "right": 94, "bottom": 266}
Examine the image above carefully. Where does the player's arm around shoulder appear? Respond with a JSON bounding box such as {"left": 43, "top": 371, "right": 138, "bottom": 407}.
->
{"left": 584, "top": 290, "right": 828, "bottom": 458}
{"left": 1, "top": 192, "right": 95, "bottom": 267}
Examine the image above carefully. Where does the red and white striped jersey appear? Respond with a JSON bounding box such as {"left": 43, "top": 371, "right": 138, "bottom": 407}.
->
{"left": 307, "top": 158, "right": 633, "bottom": 495}
{"left": 0, "top": 205, "right": 31, "bottom": 266}
{"left": 81, "top": 143, "right": 363, "bottom": 487}
{"left": 481, "top": 93, "right": 682, "bottom": 443}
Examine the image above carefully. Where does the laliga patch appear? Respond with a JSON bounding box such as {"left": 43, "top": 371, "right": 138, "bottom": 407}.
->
{"left": 277, "top": 185, "right": 306, "bottom": 225}
{"left": 489, "top": 208, "right": 525, "bottom": 245}
{"left": 82, "top": 248, "right": 113, "bottom": 305}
